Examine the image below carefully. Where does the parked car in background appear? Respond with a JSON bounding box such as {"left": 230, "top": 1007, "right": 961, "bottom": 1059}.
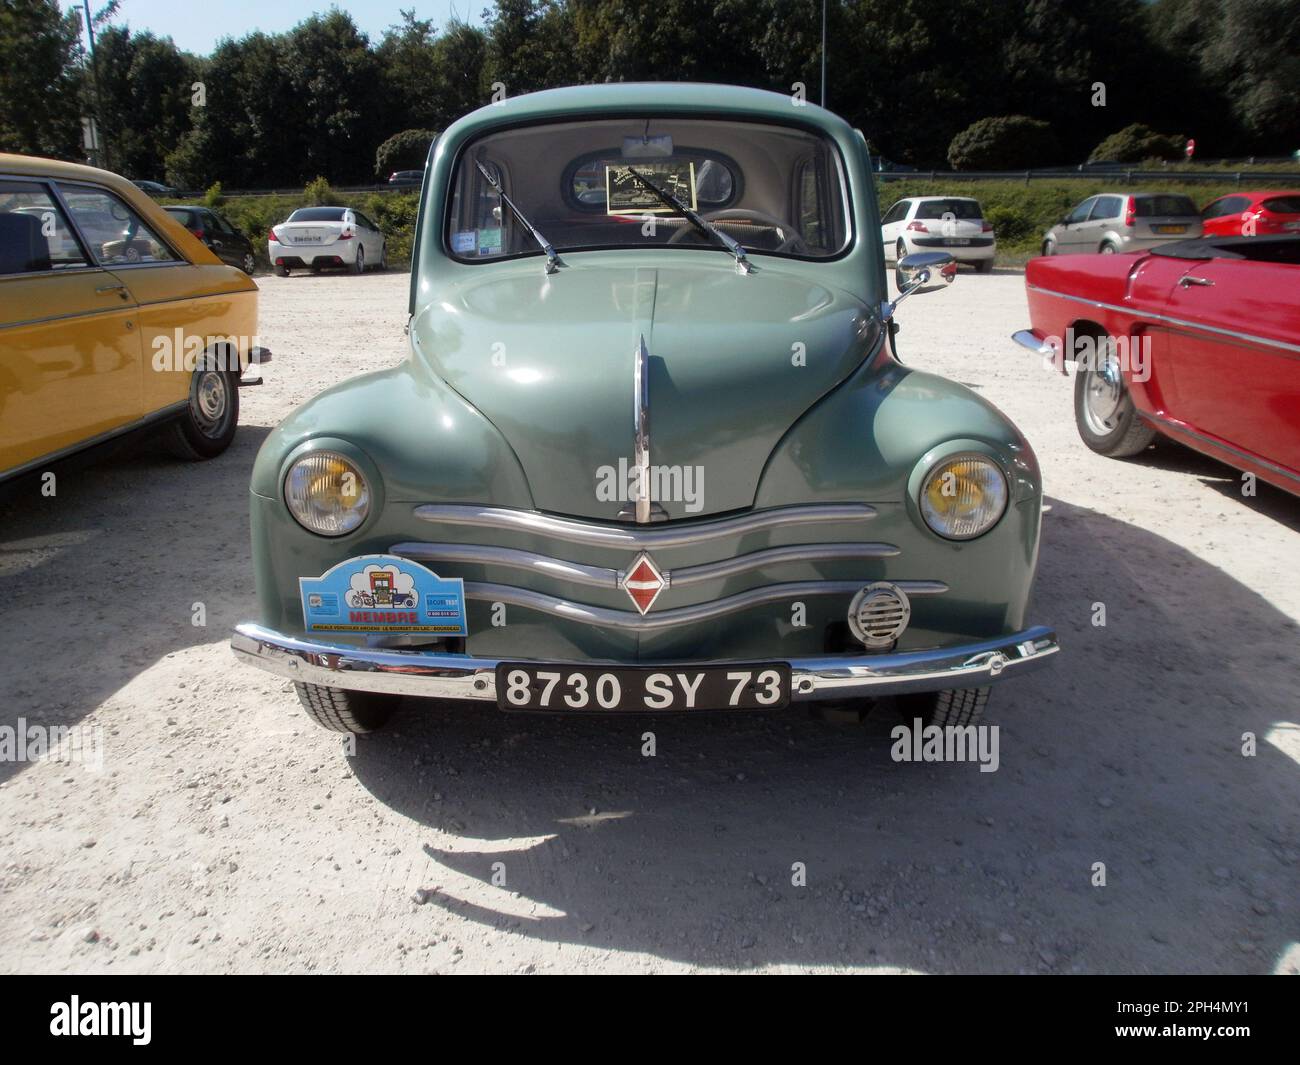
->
{"left": 1200, "top": 190, "right": 1300, "bottom": 237}
{"left": 133, "top": 179, "right": 177, "bottom": 197}
{"left": 881, "top": 196, "right": 995, "bottom": 275}
{"left": 230, "top": 83, "right": 1058, "bottom": 736}
{"left": 267, "top": 206, "right": 386, "bottom": 276}
{"left": 388, "top": 170, "right": 423, "bottom": 187}
{"left": 0, "top": 153, "right": 270, "bottom": 481}
{"left": 1013, "top": 234, "right": 1300, "bottom": 498}
{"left": 1042, "top": 192, "right": 1201, "bottom": 255}
{"left": 165, "top": 205, "right": 257, "bottom": 274}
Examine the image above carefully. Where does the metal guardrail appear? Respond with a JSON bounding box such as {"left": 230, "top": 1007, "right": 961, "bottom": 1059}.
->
{"left": 878, "top": 169, "right": 1300, "bottom": 184}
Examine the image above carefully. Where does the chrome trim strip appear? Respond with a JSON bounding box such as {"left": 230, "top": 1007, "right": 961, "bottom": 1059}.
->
{"left": 633, "top": 333, "right": 651, "bottom": 523}
{"left": 1027, "top": 282, "right": 1300, "bottom": 357}
{"left": 1010, "top": 329, "right": 1053, "bottom": 357}
{"left": 459, "top": 579, "right": 947, "bottom": 632}
{"left": 412, "top": 503, "right": 877, "bottom": 548}
{"left": 391, "top": 541, "right": 904, "bottom": 589}
{"left": 231, "top": 623, "right": 1059, "bottom": 702}
{"left": 1146, "top": 413, "right": 1300, "bottom": 485}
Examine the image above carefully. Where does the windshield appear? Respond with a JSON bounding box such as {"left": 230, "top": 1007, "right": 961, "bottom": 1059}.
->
{"left": 914, "top": 199, "right": 983, "bottom": 220}
{"left": 446, "top": 117, "right": 850, "bottom": 262}
{"left": 1135, "top": 195, "right": 1197, "bottom": 217}
{"left": 288, "top": 207, "right": 348, "bottom": 222}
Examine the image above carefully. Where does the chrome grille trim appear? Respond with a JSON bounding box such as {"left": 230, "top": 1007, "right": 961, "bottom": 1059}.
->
{"left": 391, "top": 541, "right": 902, "bottom": 589}
{"left": 412, "top": 503, "right": 876, "bottom": 548}
{"left": 460, "top": 579, "right": 947, "bottom": 632}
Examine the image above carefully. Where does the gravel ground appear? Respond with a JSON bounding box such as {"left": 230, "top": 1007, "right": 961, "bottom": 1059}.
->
{"left": 1, "top": 267, "right": 1296, "bottom": 974}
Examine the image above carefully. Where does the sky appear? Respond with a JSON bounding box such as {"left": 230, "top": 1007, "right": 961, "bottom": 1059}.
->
{"left": 63, "top": 0, "right": 486, "bottom": 55}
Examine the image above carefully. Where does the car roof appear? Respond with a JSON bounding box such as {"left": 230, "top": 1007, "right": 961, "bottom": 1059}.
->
{"left": 440, "top": 82, "right": 855, "bottom": 144}
{"left": 910, "top": 195, "right": 979, "bottom": 202}
{"left": 0, "top": 152, "right": 144, "bottom": 198}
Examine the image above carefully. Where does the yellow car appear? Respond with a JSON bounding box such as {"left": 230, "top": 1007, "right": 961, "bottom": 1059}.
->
{"left": 0, "top": 154, "right": 270, "bottom": 481}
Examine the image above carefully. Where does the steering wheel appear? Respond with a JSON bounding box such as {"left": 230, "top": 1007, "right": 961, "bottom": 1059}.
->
{"left": 666, "top": 208, "right": 809, "bottom": 254}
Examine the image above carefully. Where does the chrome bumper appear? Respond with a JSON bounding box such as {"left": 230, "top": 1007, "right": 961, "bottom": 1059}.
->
{"left": 230, "top": 623, "right": 1059, "bottom": 703}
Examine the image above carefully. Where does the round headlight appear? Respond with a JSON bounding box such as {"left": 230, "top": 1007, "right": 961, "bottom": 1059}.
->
{"left": 284, "top": 451, "right": 371, "bottom": 536}
{"left": 919, "top": 454, "right": 1008, "bottom": 540}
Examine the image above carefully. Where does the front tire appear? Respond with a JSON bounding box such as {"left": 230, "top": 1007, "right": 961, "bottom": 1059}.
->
{"left": 1073, "top": 337, "right": 1156, "bottom": 457}
{"left": 240, "top": 252, "right": 256, "bottom": 275}
{"left": 898, "top": 687, "right": 990, "bottom": 727}
{"left": 163, "top": 363, "right": 239, "bottom": 460}
{"left": 295, "top": 683, "right": 399, "bottom": 733}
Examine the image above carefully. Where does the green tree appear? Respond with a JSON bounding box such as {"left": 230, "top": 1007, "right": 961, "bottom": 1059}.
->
{"left": 0, "top": 0, "right": 84, "bottom": 159}
{"left": 948, "top": 116, "right": 1062, "bottom": 170}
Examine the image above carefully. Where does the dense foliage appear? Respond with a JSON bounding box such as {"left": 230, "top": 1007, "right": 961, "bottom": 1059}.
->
{"left": 947, "top": 117, "right": 1062, "bottom": 171}
{"left": 2, "top": 0, "right": 1296, "bottom": 188}
{"left": 1089, "top": 123, "right": 1187, "bottom": 163}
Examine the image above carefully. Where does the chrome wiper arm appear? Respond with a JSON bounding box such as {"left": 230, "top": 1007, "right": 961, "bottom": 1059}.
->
{"left": 475, "top": 160, "right": 562, "bottom": 275}
{"left": 625, "top": 167, "right": 753, "bottom": 274}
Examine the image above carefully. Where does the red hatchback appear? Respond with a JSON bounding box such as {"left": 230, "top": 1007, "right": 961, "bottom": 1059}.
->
{"left": 1200, "top": 190, "right": 1300, "bottom": 237}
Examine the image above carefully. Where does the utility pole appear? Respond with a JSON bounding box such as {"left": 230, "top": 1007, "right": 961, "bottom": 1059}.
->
{"left": 81, "top": 0, "right": 110, "bottom": 169}
{"left": 820, "top": 0, "right": 827, "bottom": 108}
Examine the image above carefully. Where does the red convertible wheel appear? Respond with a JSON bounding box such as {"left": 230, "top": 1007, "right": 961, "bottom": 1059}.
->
{"left": 1073, "top": 338, "right": 1156, "bottom": 457}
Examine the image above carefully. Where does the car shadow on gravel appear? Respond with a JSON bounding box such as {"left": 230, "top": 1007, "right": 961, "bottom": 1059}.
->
{"left": 347, "top": 496, "right": 1299, "bottom": 974}
{"left": 0, "top": 424, "right": 271, "bottom": 787}
{"left": 1127, "top": 442, "right": 1300, "bottom": 533}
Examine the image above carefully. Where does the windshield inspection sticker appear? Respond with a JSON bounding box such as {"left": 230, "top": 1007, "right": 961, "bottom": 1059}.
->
{"left": 451, "top": 229, "right": 477, "bottom": 253}
{"left": 606, "top": 161, "right": 697, "bottom": 215}
{"left": 477, "top": 227, "right": 503, "bottom": 256}
{"left": 299, "top": 555, "right": 467, "bottom": 635}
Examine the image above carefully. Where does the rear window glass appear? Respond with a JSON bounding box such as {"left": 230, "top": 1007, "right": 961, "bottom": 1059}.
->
{"left": 914, "top": 199, "right": 982, "bottom": 220}
{"left": 288, "top": 208, "right": 347, "bottom": 222}
{"left": 1261, "top": 196, "right": 1300, "bottom": 214}
{"left": 1135, "top": 196, "right": 1197, "bottom": 217}
{"left": 165, "top": 207, "right": 197, "bottom": 225}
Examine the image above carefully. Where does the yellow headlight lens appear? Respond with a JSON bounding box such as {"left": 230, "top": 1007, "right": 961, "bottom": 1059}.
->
{"left": 919, "top": 454, "right": 1008, "bottom": 540}
{"left": 284, "top": 451, "right": 370, "bottom": 536}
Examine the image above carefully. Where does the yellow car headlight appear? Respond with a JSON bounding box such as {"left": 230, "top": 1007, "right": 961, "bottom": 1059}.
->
{"left": 919, "top": 454, "right": 1008, "bottom": 540}
{"left": 284, "top": 451, "right": 371, "bottom": 536}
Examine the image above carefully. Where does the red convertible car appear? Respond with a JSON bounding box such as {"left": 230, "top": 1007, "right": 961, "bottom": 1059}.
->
{"left": 1012, "top": 235, "right": 1300, "bottom": 498}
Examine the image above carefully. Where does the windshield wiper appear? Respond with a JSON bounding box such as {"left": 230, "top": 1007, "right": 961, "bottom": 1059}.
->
{"left": 625, "top": 167, "right": 753, "bottom": 274}
{"left": 475, "top": 160, "right": 562, "bottom": 275}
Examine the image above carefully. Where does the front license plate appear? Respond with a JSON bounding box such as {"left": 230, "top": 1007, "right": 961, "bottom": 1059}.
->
{"left": 1154, "top": 225, "right": 1186, "bottom": 234}
{"left": 496, "top": 663, "right": 791, "bottom": 712}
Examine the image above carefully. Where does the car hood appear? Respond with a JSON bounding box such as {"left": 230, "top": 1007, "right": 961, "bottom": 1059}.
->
{"left": 410, "top": 258, "right": 880, "bottom": 520}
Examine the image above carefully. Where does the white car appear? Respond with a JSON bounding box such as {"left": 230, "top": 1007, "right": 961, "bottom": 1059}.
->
{"left": 268, "top": 206, "right": 386, "bottom": 276}
{"left": 880, "top": 196, "right": 996, "bottom": 274}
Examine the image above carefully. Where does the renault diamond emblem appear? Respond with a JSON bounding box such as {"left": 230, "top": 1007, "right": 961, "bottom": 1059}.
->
{"left": 620, "top": 551, "right": 667, "bottom": 615}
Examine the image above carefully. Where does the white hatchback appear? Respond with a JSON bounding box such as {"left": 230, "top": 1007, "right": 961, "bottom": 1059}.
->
{"left": 880, "top": 196, "right": 996, "bottom": 273}
{"left": 268, "top": 206, "right": 387, "bottom": 276}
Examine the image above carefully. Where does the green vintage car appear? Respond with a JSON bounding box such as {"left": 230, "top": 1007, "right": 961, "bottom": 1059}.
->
{"left": 231, "top": 83, "right": 1058, "bottom": 733}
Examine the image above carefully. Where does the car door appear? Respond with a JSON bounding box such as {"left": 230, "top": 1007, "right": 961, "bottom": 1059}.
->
{"left": 214, "top": 212, "right": 252, "bottom": 266}
{"left": 0, "top": 177, "right": 144, "bottom": 478}
{"left": 59, "top": 181, "right": 224, "bottom": 418}
{"left": 1059, "top": 197, "right": 1097, "bottom": 252}
{"left": 880, "top": 200, "right": 910, "bottom": 260}
{"left": 1084, "top": 195, "right": 1123, "bottom": 251}
{"left": 359, "top": 213, "right": 383, "bottom": 259}
{"left": 1163, "top": 257, "right": 1300, "bottom": 477}
{"left": 1200, "top": 195, "right": 1249, "bottom": 238}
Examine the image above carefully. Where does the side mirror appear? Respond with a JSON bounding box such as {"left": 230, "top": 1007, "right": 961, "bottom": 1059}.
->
{"left": 882, "top": 252, "right": 955, "bottom": 320}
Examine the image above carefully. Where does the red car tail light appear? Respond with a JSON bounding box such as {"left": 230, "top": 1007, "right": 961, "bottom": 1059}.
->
{"left": 1124, "top": 197, "right": 1136, "bottom": 227}
{"left": 267, "top": 228, "right": 281, "bottom": 243}
{"left": 190, "top": 228, "right": 205, "bottom": 240}
{"left": 981, "top": 221, "right": 993, "bottom": 232}
{"left": 906, "top": 221, "right": 928, "bottom": 232}
{"left": 338, "top": 231, "right": 353, "bottom": 240}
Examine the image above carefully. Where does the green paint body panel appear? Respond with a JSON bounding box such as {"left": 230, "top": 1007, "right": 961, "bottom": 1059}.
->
{"left": 247, "top": 84, "right": 1046, "bottom": 664}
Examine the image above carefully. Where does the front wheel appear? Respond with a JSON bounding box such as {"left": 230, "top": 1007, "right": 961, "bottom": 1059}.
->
{"left": 1073, "top": 338, "right": 1156, "bottom": 457}
{"left": 163, "top": 363, "right": 239, "bottom": 460}
{"left": 295, "top": 683, "right": 399, "bottom": 733}
{"left": 240, "top": 252, "right": 256, "bottom": 275}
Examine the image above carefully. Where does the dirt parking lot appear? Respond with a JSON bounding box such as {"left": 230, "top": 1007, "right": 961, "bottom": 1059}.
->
{"left": 1, "top": 268, "right": 1296, "bottom": 974}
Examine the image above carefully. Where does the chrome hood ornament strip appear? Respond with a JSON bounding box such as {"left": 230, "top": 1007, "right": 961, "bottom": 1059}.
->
{"left": 633, "top": 333, "right": 652, "bottom": 523}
